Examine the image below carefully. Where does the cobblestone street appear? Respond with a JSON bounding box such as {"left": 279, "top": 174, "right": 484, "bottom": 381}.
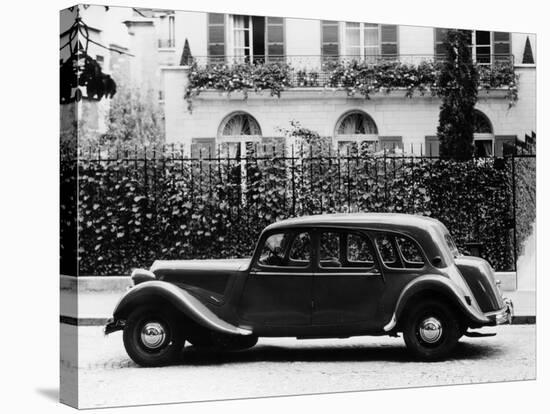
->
{"left": 63, "top": 324, "right": 536, "bottom": 409}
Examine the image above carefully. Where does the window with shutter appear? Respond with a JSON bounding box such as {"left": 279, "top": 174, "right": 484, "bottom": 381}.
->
{"left": 321, "top": 20, "right": 339, "bottom": 62}
{"left": 207, "top": 13, "right": 225, "bottom": 64}
{"left": 334, "top": 110, "right": 378, "bottom": 154}
{"left": 435, "top": 29, "right": 511, "bottom": 65}
{"left": 380, "top": 25, "right": 398, "bottom": 57}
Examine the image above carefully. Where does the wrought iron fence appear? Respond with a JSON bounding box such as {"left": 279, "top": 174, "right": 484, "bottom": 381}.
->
{"left": 65, "top": 144, "right": 534, "bottom": 275}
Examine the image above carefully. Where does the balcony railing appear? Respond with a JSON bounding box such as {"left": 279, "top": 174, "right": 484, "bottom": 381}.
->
{"left": 187, "top": 54, "right": 515, "bottom": 89}
{"left": 191, "top": 54, "right": 514, "bottom": 68}
{"left": 158, "top": 39, "right": 176, "bottom": 49}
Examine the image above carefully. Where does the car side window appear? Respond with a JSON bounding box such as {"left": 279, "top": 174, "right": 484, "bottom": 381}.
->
{"left": 289, "top": 232, "right": 312, "bottom": 264}
{"left": 375, "top": 234, "right": 398, "bottom": 267}
{"left": 396, "top": 235, "right": 425, "bottom": 268}
{"left": 319, "top": 231, "right": 378, "bottom": 269}
{"left": 319, "top": 232, "right": 341, "bottom": 267}
{"left": 347, "top": 233, "right": 375, "bottom": 267}
{"left": 258, "top": 231, "right": 311, "bottom": 268}
{"left": 375, "top": 233, "right": 425, "bottom": 269}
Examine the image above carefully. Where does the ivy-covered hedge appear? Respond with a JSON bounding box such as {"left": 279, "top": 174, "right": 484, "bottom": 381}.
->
{"left": 75, "top": 149, "right": 522, "bottom": 275}
{"left": 185, "top": 59, "right": 519, "bottom": 110}
{"left": 513, "top": 157, "right": 536, "bottom": 258}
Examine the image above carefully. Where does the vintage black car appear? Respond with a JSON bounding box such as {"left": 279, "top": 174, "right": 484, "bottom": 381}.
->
{"left": 105, "top": 213, "right": 513, "bottom": 365}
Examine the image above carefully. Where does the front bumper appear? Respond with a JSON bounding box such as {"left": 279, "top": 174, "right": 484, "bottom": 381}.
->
{"left": 485, "top": 298, "right": 514, "bottom": 325}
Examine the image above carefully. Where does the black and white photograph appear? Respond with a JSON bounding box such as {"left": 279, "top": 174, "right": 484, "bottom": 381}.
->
{"left": 57, "top": 1, "right": 538, "bottom": 410}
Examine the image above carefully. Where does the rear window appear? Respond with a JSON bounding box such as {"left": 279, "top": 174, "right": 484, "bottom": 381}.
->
{"left": 445, "top": 233, "right": 460, "bottom": 258}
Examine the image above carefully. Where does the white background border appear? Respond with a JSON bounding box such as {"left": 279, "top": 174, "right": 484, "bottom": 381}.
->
{"left": 1, "top": 0, "right": 545, "bottom": 412}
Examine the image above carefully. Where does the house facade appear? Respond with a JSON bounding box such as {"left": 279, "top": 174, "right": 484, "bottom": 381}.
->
{"left": 118, "top": 10, "right": 537, "bottom": 157}
{"left": 62, "top": 7, "right": 536, "bottom": 156}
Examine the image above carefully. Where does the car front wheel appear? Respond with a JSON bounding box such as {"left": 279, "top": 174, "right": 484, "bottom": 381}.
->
{"left": 402, "top": 300, "right": 461, "bottom": 361}
{"left": 123, "top": 306, "right": 184, "bottom": 367}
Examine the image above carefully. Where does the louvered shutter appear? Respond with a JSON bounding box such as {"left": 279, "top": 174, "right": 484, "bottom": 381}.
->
{"left": 207, "top": 13, "right": 225, "bottom": 63}
{"left": 266, "top": 17, "right": 285, "bottom": 62}
{"left": 493, "top": 32, "right": 511, "bottom": 63}
{"left": 321, "top": 20, "right": 339, "bottom": 61}
{"left": 380, "top": 25, "right": 398, "bottom": 57}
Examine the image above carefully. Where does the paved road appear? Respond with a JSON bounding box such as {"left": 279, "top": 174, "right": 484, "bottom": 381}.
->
{"left": 63, "top": 324, "right": 536, "bottom": 409}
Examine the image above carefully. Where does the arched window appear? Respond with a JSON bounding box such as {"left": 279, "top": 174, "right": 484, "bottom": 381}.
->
{"left": 220, "top": 112, "right": 262, "bottom": 137}
{"left": 473, "top": 110, "right": 494, "bottom": 157}
{"left": 474, "top": 110, "right": 493, "bottom": 134}
{"left": 334, "top": 110, "right": 378, "bottom": 153}
{"left": 336, "top": 111, "right": 378, "bottom": 136}
{"left": 218, "top": 112, "right": 262, "bottom": 158}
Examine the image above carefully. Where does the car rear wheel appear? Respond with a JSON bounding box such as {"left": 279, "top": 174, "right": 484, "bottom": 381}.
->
{"left": 123, "top": 306, "right": 184, "bottom": 367}
{"left": 402, "top": 300, "right": 461, "bottom": 361}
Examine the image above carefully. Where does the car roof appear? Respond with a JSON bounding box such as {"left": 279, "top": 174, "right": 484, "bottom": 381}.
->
{"left": 264, "top": 213, "right": 444, "bottom": 234}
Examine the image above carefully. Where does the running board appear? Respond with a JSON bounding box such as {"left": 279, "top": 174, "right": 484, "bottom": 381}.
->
{"left": 296, "top": 336, "right": 350, "bottom": 340}
{"left": 464, "top": 331, "right": 497, "bottom": 338}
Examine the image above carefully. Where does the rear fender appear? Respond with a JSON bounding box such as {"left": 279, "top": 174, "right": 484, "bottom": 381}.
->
{"left": 383, "top": 275, "right": 490, "bottom": 332}
{"left": 111, "top": 281, "right": 252, "bottom": 336}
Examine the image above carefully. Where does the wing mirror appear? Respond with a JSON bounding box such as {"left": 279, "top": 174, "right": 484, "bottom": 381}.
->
{"left": 431, "top": 256, "right": 443, "bottom": 267}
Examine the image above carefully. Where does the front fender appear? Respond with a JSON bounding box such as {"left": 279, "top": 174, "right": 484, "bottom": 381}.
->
{"left": 383, "top": 274, "right": 490, "bottom": 332}
{"left": 111, "top": 281, "right": 252, "bottom": 336}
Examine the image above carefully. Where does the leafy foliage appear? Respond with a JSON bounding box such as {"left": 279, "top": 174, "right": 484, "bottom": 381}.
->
{"left": 60, "top": 132, "right": 78, "bottom": 275}
{"left": 75, "top": 147, "right": 522, "bottom": 275}
{"left": 437, "top": 30, "right": 479, "bottom": 161}
{"left": 185, "top": 62, "right": 293, "bottom": 111}
{"left": 522, "top": 36, "right": 534, "bottom": 64}
{"left": 324, "top": 60, "right": 438, "bottom": 99}
{"left": 477, "top": 63, "right": 519, "bottom": 107}
{"left": 180, "top": 38, "right": 193, "bottom": 66}
{"left": 185, "top": 58, "right": 518, "bottom": 110}
{"left": 101, "top": 83, "right": 164, "bottom": 146}
{"left": 512, "top": 157, "right": 536, "bottom": 258}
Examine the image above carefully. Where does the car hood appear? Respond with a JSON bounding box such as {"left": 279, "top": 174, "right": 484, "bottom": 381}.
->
{"left": 150, "top": 258, "right": 252, "bottom": 273}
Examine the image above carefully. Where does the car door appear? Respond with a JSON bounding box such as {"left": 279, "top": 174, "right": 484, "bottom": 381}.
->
{"left": 238, "top": 229, "right": 314, "bottom": 327}
{"left": 372, "top": 232, "right": 429, "bottom": 322}
{"left": 311, "top": 229, "right": 385, "bottom": 327}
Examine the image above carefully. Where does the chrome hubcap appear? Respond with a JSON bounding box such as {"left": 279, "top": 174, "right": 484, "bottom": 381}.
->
{"left": 140, "top": 322, "right": 167, "bottom": 350}
{"left": 418, "top": 317, "right": 443, "bottom": 344}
